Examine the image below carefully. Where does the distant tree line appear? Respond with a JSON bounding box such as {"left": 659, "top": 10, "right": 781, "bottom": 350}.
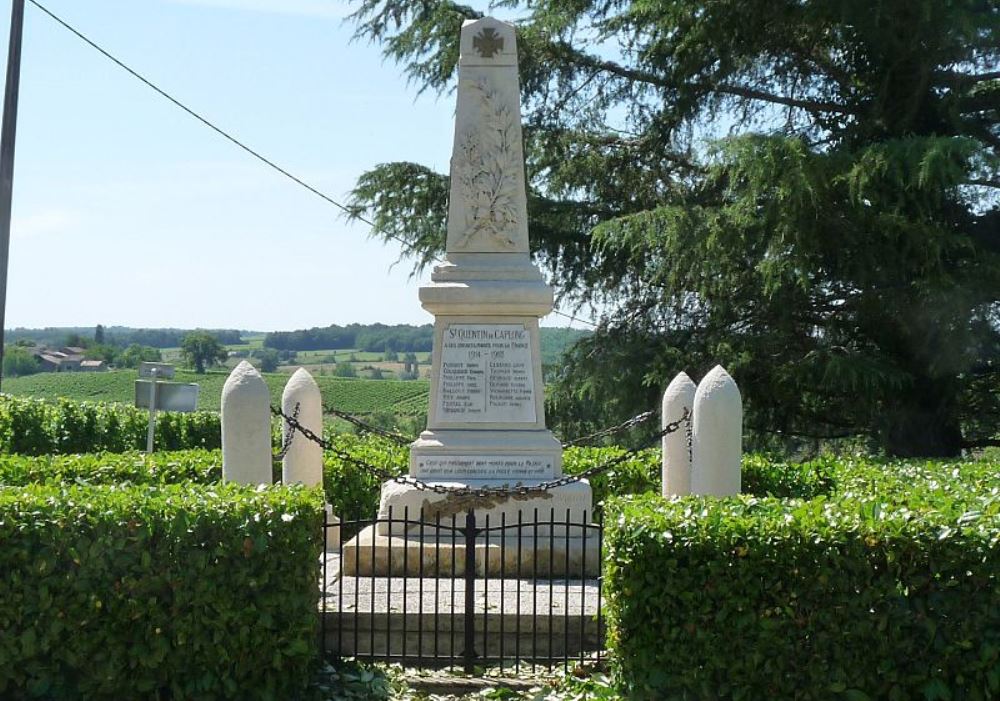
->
{"left": 2, "top": 340, "right": 163, "bottom": 378}
{"left": 6, "top": 326, "right": 246, "bottom": 349}
{"left": 264, "top": 324, "right": 434, "bottom": 352}
{"left": 115, "top": 328, "right": 244, "bottom": 348}
{"left": 2, "top": 326, "right": 247, "bottom": 378}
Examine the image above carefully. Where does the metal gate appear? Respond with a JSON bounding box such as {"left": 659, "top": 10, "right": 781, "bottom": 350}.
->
{"left": 320, "top": 507, "right": 605, "bottom": 673}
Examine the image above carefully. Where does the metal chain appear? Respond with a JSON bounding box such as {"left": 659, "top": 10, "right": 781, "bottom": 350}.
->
{"left": 272, "top": 402, "right": 300, "bottom": 461}
{"left": 562, "top": 410, "right": 658, "bottom": 447}
{"left": 271, "top": 404, "right": 407, "bottom": 480}
{"left": 270, "top": 405, "right": 691, "bottom": 498}
{"left": 312, "top": 404, "right": 667, "bottom": 451}
{"left": 686, "top": 409, "right": 694, "bottom": 465}
{"left": 324, "top": 406, "right": 414, "bottom": 446}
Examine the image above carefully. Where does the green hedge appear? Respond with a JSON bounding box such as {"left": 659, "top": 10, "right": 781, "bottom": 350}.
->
{"left": 0, "top": 450, "right": 222, "bottom": 487}
{"left": 605, "top": 457, "right": 1000, "bottom": 700}
{"left": 0, "top": 438, "right": 844, "bottom": 520}
{"left": 0, "top": 440, "right": 400, "bottom": 524}
{"left": 0, "top": 483, "right": 324, "bottom": 700}
{"left": 0, "top": 395, "right": 221, "bottom": 455}
{"left": 565, "top": 448, "right": 839, "bottom": 507}
{"left": 0, "top": 441, "right": 659, "bottom": 519}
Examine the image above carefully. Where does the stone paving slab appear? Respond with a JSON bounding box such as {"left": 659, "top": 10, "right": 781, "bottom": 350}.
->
{"left": 340, "top": 525, "right": 601, "bottom": 578}
{"left": 320, "top": 554, "right": 602, "bottom": 616}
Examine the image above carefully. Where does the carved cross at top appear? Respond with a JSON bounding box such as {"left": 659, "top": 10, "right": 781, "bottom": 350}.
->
{"left": 472, "top": 28, "right": 504, "bottom": 58}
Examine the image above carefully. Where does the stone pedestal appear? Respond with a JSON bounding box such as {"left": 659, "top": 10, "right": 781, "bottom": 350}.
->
{"left": 376, "top": 479, "right": 593, "bottom": 536}
{"left": 355, "top": 16, "right": 593, "bottom": 576}
{"left": 342, "top": 524, "right": 600, "bottom": 578}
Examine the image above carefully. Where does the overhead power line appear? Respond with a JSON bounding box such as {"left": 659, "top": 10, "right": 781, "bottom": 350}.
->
{"left": 27, "top": 0, "right": 602, "bottom": 330}
{"left": 26, "top": 0, "right": 413, "bottom": 249}
{"left": 552, "top": 309, "right": 598, "bottom": 328}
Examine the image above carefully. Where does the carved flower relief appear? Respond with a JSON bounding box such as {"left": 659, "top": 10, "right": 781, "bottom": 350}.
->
{"left": 454, "top": 77, "right": 521, "bottom": 250}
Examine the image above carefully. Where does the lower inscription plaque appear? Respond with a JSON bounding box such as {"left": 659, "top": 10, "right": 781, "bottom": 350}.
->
{"left": 414, "top": 455, "right": 554, "bottom": 481}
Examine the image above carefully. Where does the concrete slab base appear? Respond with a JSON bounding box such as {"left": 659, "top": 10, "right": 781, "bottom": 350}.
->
{"left": 320, "top": 554, "right": 604, "bottom": 662}
{"left": 341, "top": 525, "right": 600, "bottom": 577}
{"left": 376, "top": 479, "right": 594, "bottom": 537}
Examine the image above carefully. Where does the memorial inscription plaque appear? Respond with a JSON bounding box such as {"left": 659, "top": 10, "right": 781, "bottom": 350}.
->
{"left": 435, "top": 323, "right": 536, "bottom": 423}
{"left": 414, "top": 454, "right": 553, "bottom": 481}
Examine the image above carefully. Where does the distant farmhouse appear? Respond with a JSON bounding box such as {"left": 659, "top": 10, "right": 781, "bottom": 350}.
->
{"left": 30, "top": 346, "right": 107, "bottom": 373}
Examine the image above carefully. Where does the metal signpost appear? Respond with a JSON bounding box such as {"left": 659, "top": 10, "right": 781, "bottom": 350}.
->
{"left": 138, "top": 361, "right": 175, "bottom": 380}
{"left": 134, "top": 363, "right": 198, "bottom": 453}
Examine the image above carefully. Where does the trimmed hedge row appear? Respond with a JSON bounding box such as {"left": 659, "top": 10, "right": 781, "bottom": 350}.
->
{"left": 0, "top": 395, "right": 221, "bottom": 455}
{"left": 0, "top": 441, "right": 392, "bottom": 521}
{"left": 0, "top": 450, "right": 222, "bottom": 487}
{"left": 0, "top": 483, "right": 324, "bottom": 700}
{"left": 0, "top": 440, "right": 847, "bottom": 520}
{"left": 605, "top": 457, "right": 1000, "bottom": 700}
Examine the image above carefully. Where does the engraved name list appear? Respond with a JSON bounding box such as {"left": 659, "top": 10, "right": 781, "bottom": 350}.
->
{"left": 436, "top": 323, "right": 536, "bottom": 423}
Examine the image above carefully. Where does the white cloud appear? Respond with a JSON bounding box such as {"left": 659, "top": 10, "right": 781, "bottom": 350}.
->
{"left": 12, "top": 210, "right": 77, "bottom": 240}
{"left": 165, "top": 0, "right": 352, "bottom": 19}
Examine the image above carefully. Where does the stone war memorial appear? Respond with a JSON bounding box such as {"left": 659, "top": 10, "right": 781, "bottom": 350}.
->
{"left": 218, "top": 14, "right": 744, "bottom": 666}
{"left": 349, "top": 15, "right": 596, "bottom": 576}
{"left": 219, "top": 15, "right": 744, "bottom": 575}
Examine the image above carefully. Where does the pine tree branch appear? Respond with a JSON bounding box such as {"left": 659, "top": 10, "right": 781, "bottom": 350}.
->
{"left": 955, "top": 91, "right": 1000, "bottom": 114}
{"left": 550, "top": 43, "right": 855, "bottom": 115}
{"left": 962, "top": 438, "right": 1000, "bottom": 448}
{"left": 709, "top": 82, "right": 853, "bottom": 115}
{"left": 936, "top": 69, "right": 1000, "bottom": 85}
{"left": 967, "top": 361, "right": 998, "bottom": 376}
{"left": 961, "top": 119, "right": 1000, "bottom": 151}
{"left": 791, "top": 43, "right": 855, "bottom": 92}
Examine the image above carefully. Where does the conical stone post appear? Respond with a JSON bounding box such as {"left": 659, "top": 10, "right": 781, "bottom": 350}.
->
{"left": 662, "top": 371, "right": 696, "bottom": 496}
{"left": 221, "top": 360, "right": 272, "bottom": 485}
{"left": 282, "top": 368, "right": 339, "bottom": 551}
{"left": 691, "top": 365, "right": 742, "bottom": 496}
{"left": 281, "top": 368, "right": 323, "bottom": 489}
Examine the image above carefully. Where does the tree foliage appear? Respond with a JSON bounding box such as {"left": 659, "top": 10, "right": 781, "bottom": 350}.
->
{"left": 347, "top": 0, "right": 1000, "bottom": 456}
{"left": 2, "top": 346, "right": 39, "bottom": 378}
{"left": 253, "top": 348, "right": 281, "bottom": 373}
{"left": 180, "top": 332, "right": 227, "bottom": 374}
{"left": 264, "top": 323, "right": 433, "bottom": 353}
{"left": 116, "top": 344, "right": 163, "bottom": 369}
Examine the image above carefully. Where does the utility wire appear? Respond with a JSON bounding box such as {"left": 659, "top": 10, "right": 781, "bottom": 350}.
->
{"left": 26, "top": 0, "right": 415, "bottom": 251}
{"left": 29, "top": 0, "right": 604, "bottom": 332}
{"left": 552, "top": 309, "right": 598, "bottom": 328}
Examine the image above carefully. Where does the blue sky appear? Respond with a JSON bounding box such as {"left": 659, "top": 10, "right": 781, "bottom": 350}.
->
{"left": 2, "top": 0, "right": 592, "bottom": 331}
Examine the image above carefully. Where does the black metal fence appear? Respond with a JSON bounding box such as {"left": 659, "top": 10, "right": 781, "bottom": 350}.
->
{"left": 319, "top": 507, "right": 605, "bottom": 673}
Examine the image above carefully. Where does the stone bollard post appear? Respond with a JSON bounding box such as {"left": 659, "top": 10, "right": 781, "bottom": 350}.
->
{"left": 662, "top": 371, "right": 697, "bottom": 497}
{"left": 691, "top": 365, "right": 742, "bottom": 496}
{"left": 281, "top": 368, "right": 339, "bottom": 552}
{"left": 281, "top": 368, "right": 323, "bottom": 488}
{"left": 221, "top": 360, "right": 273, "bottom": 485}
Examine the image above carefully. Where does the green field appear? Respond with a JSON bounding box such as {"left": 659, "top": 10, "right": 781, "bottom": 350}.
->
{"left": 2, "top": 369, "right": 429, "bottom": 416}
{"left": 288, "top": 349, "right": 430, "bottom": 363}
{"left": 2, "top": 327, "right": 588, "bottom": 414}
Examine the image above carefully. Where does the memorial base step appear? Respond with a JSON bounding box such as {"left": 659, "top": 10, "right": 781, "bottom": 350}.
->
{"left": 376, "top": 479, "right": 593, "bottom": 536}
{"left": 341, "top": 525, "right": 600, "bottom": 578}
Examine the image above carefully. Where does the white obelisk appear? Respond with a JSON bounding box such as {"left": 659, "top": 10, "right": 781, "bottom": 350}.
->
{"left": 375, "top": 17, "right": 592, "bottom": 535}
